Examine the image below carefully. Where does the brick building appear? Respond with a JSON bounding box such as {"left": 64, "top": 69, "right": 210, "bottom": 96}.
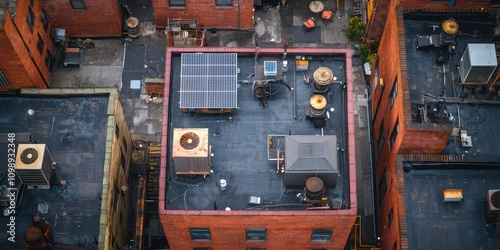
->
{"left": 151, "top": 0, "right": 254, "bottom": 29}
{"left": 0, "top": 0, "right": 55, "bottom": 91}
{"left": 367, "top": 0, "right": 500, "bottom": 249}
{"left": 158, "top": 47, "right": 359, "bottom": 249}
{"left": 40, "top": 0, "right": 123, "bottom": 37}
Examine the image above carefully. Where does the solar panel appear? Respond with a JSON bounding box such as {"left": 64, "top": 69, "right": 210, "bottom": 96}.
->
{"left": 264, "top": 61, "right": 277, "bottom": 76}
{"left": 180, "top": 53, "right": 238, "bottom": 109}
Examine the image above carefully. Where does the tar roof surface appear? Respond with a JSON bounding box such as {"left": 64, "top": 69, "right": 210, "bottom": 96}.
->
{"left": 404, "top": 163, "right": 500, "bottom": 250}
{"left": 403, "top": 12, "right": 500, "bottom": 157}
{"left": 165, "top": 55, "right": 350, "bottom": 211}
{"left": 0, "top": 94, "right": 108, "bottom": 248}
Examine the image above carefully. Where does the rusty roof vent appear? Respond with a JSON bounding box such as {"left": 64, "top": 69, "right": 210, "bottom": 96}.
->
{"left": 442, "top": 20, "right": 459, "bottom": 36}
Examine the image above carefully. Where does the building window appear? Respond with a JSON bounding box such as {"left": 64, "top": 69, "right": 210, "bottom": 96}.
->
{"left": 377, "top": 121, "right": 384, "bottom": 155}
{"left": 70, "top": 0, "right": 86, "bottom": 9}
{"left": 190, "top": 228, "right": 211, "bottom": 241}
{"left": 389, "top": 78, "right": 398, "bottom": 107}
{"left": 27, "top": 6, "right": 35, "bottom": 32}
{"left": 0, "top": 70, "right": 9, "bottom": 86}
{"left": 388, "top": 207, "right": 394, "bottom": 229}
{"left": 170, "top": 0, "right": 185, "bottom": 6}
{"left": 45, "top": 50, "right": 53, "bottom": 69}
{"left": 42, "top": 11, "right": 49, "bottom": 31}
{"left": 122, "top": 137, "right": 128, "bottom": 153}
{"left": 115, "top": 124, "right": 120, "bottom": 138}
{"left": 120, "top": 150, "right": 126, "bottom": 171}
{"left": 246, "top": 228, "right": 267, "bottom": 241}
{"left": 378, "top": 166, "right": 387, "bottom": 207}
{"left": 113, "top": 186, "right": 120, "bottom": 212}
{"left": 37, "top": 35, "right": 44, "bottom": 54}
{"left": 390, "top": 119, "right": 399, "bottom": 150}
{"left": 310, "top": 228, "right": 333, "bottom": 242}
{"left": 393, "top": 241, "right": 398, "bottom": 250}
{"left": 216, "top": 0, "right": 232, "bottom": 6}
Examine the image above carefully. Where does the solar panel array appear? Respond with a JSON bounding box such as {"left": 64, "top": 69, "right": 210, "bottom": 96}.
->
{"left": 180, "top": 53, "right": 238, "bottom": 109}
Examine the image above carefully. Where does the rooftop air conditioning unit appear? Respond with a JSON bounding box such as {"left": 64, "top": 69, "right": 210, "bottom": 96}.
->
{"left": 15, "top": 144, "right": 53, "bottom": 189}
{"left": 459, "top": 43, "right": 497, "bottom": 85}
{"left": 172, "top": 128, "right": 211, "bottom": 175}
{"left": 485, "top": 189, "right": 500, "bottom": 221}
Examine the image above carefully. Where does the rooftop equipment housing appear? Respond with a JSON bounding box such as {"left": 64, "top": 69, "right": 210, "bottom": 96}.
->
{"left": 14, "top": 144, "right": 53, "bottom": 189}
{"left": 459, "top": 43, "right": 497, "bottom": 85}
{"left": 284, "top": 135, "right": 338, "bottom": 186}
{"left": 172, "top": 128, "right": 211, "bottom": 175}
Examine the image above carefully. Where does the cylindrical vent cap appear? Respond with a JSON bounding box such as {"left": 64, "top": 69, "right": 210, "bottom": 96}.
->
{"left": 305, "top": 176, "right": 324, "bottom": 193}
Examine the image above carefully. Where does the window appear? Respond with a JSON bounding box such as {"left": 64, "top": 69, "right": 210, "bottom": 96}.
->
{"left": 27, "top": 6, "right": 35, "bottom": 32}
{"left": 190, "top": 228, "right": 211, "bottom": 241}
{"left": 216, "top": 0, "right": 232, "bottom": 6}
{"left": 113, "top": 186, "right": 120, "bottom": 211}
{"left": 122, "top": 137, "right": 128, "bottom": 153}
{"left": 0, "top": 70, "right": 9, "bottom": 86}
{"left": 393, "top": 241, "right": 398, "bottom": 250}
{"left": 42, "top": 11, "right": 49, "bottom": 31}
{"left": 30, "top": 0, "right": 34, "bottom": 6}
{"left": 70, "top": 0, "right": 86, "bottom": 9}
{"left": 246, "top": 228, "right": 267, "bottom": 241}
{"left": 390, "top": 119, "right": 399, "bottom": 150}
{"left": 120, "top": 150, "right": 126, "bottom": 171}
{"left": 388, "top": 207, "right": 394, "bottom": 229}
{"left": 378, "top": 167, "right": 387, "bottom": 207}
{"left": 310, "top": 228, "right": 333, "bottom": 242}
{"left": 169, "top": 0, "right": 185, "bottom": 6}
{"left": 45, "top": 50, "right": 53, "bottom": 69}
{"left": 115, "top": 124, "right": 120, "bottom": 138}
{"left": 389, "top": 78, "right": 398, "bottom": 107}
{"left": 377, "top": 121, "right": 384, "bottom": 155}
{"left": 37, "top": 35, "right": 44, "bottom": 54}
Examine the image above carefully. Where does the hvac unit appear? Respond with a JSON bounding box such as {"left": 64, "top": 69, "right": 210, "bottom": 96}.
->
{"left": 459, "top": 43, "right": 497, "bottom": 85}
{"left": 172, "top": 128, "right": 211, "bottom": 175}
{"left": 14, "top": 144, "right": 53, "bottom": 189}
{"left": 486, "top": 189, "right": 500, "bottom": 221}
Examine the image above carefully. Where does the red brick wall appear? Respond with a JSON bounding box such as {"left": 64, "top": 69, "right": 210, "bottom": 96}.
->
{"left": 152, "top": 0, "right": 254, "bottom": 29}
{"left": 40, "top": 0, "right": 122, "bottom": 37}
{"left": 161, "top": 213, "right": 356, "bottom": 250}
{"left": 0, "top": 0, "right": 54, "bottom": 91}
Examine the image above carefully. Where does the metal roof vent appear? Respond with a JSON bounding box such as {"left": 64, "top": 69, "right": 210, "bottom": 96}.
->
{"left": 172, "top": 128, "right": 211, "bottom": 175}
{"left": 15, "top": 144, "right": 53, "bottom": 189}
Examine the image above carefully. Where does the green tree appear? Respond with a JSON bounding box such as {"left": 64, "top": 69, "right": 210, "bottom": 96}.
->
{"left": 347, "top": 16, "right": 364, "bottom": 42}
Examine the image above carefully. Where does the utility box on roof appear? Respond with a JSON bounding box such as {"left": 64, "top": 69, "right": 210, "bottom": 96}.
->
{"left": 459, "top": 43, "right": 497, "bottom": 85}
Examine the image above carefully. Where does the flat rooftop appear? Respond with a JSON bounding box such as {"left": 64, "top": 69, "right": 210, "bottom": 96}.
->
{"left": 0, "top": 93, "right": 108, "bottom": 248}
{"left": 165, "top": 54, "right": 352, "bottom": 211}
{"left": 403, "top": 12, "right": 500, "bottom": 157}
{"left": 404, "top": 163, "right": 500, "bottom": 250}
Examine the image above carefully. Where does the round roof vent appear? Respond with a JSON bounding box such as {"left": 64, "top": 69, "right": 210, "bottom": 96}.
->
{"left": 442, "top": 20, "right": 459, "bottom": 35}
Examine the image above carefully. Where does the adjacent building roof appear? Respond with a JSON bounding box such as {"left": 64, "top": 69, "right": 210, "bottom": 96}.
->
{"left": 403, "top": 12, "right": 500, "bottom": 158}
{"left": 0, "top": 89, "right": 115, "bottom": 248}
{"left": 403, "top": 162, "right": 500, "bottom": 249}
